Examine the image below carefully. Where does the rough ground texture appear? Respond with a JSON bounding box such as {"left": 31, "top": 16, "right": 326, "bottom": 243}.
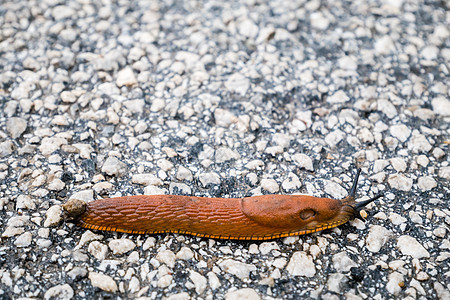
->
{"left": 0, "top": 0, "right": 449, "bottom": 299}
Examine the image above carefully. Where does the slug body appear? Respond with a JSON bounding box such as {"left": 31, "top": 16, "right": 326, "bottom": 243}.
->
{"left": 64, "top": 169, "right": 382, "bottom": 240}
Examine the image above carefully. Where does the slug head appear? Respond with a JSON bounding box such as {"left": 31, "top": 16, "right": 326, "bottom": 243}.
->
{"left": 241, "top": 168, "right": 383, "bottom": 233}
{"left": 341, "top": 168, "right": 384, "bottom": 221}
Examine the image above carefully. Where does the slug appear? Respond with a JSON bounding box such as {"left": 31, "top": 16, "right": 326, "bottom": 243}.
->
{"left": 63, "top": 168, "right": 382, "bottom": 240}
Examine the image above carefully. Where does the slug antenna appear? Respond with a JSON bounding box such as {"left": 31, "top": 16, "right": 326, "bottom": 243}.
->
{"left": 354, "top": 193, "right": 383, "bottom": 212}
{"left": 348, "top": 168, "right": 362, "bottom": 199}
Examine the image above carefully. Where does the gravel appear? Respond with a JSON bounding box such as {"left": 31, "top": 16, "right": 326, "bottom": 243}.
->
{"left": 0, "top": 0, "right": 449, "bottom": 299}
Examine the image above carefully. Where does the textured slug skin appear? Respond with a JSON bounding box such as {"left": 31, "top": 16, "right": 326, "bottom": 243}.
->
{"left": 72, "top": 194, "right": 356, "bottom": 240}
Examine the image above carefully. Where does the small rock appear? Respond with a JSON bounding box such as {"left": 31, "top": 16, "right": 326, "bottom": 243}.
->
{"left": 156, "top": 250, "right": 176, "bottom": 268}
{"left": 116, "top": 67, "right": 137, "bottom": 87}
{"left": 166, "top": 292, "right": 190, "bottom": 300}
{"left": 176, "top": 247, "right": 194, "bottom": 260}
{"left": 0, "top": 141, "right": 14, "bottom": 157}
{"left": 189, "top": 270, "right": 207, "bottom": 294}
{"left": 408, "top": 133, "right": 432, "bottom": 153}
{"left": 389, "top": 213, "right": 407, "bottom": 225}
{"left": 390, "top": 157, "right": 407, "bottom": 172}
{"left": 438, "top": 166, "right": 450, "bottom": 179}
{"left": 323, "top": 180, "right": 347, "bottom": 200}
{"left": 225, "top": 288, "right": 260, "bottom": 300}
{"left": 386, "top": 272, "right": 404, "bottom": 296}
{"left": 388, "top": 174, "right": 413, "bottom": 191}
{"left": 44, "top": 284, "right": 74, "bottom": 300}
{"left": 286, "top": 251, "right": 316, "bottom": 277}
{"left": 259, "top": 242, "right": 280, "bottom": 255}
{"left": 123, "top": 99, "right": 145, "bottom": 114}
{"left": 69, "top": 190, "right": 94, "bottom": 201}
{"left": 238, "top": 19, "right": 259, "bottom": 38}
{"left": 15, "top": 232, "right": 32, "bottom": 247}
{"left": 88, "top": 241, "right": 108, "bottom": 260}
{"left": 198, "top": 172, "right": 221, "bottom": 186}
{"left": 417, "top": 176, "right": 437, "bottom": 191}
{"left": 44, "top": 205, "right": 62, "bottom": 227}
{"left": 327, "top": 90, "right": 349, "bottom": 103}
{"left": 292, "top": 153, "right": 314, "bottom": 171}
{"left": 108, "top": 239, "right": 136, "bottom": 255}
{"left": 325, "top": 130, "right": 345, "bottom": 147}
{"left": 6, "top": 117, "right": 27, "bottom": 138}
{"left": 131, "top": 173, "right": 163, "bottom": 186}
{"left": 67, "top": 267, "right": 88, "bottom": 280}
{"left": 48, "top": 178, "right": 65, "bottom": 191}
{"left": 88, "top": 272, "right": 118, "bottom": 292}
{"left": 208, "top": 272, "right": 221, "bottom": 290}
{"left": 390, "top": 125, "right": 411, "bottom": 143}
{"left": 327, "top": 273, "right": 347, "bottom": 293}
{"left": 157, "top": 275, "right": 173, "bottom": 288}
{"left": 282, "top": 172, "right": 301, "bottom": 191}
{"left": 272, "top": 133, "right": 291, "bottom": 149}
{"left": 434, "top": 282, "right": 450, "bottom": 300}
{"left": 215, "top": 147, "right": 240, "bottom": 163}
{"left": 16, "top": 195, "right": 36, "bottom": 210}
{"left": 397, "top": 235, "right": 430, "bottom": 258}
{"left": 151, "top": 98, "right": 165, "bottom": 112}
{"left": 260, "top": 179, "right": 279, "bottom": 193}
{"left": 169, "top": 183, "right": 191, "bottom": 195}
{"left": 60, "top": 91, "right": 77, "bottom": 103}
{"left": 39, "top": 137, "right": 68, "bottom": 156}
{"left": 176, "top": 166, "right": 193, "bottom": 181}
{"left": 225, "top": 73, "right": 249, "bottom": 96}
{"left": 219, "top": 259, "right": 256, "bottom": 280}
{"left": 431, "top": 97, "right": 450, "bottom": 116}
{"left": 332, "top": 252, "right": 357, "bottom": 272}
{"left": 366, "top": 225, "right": 392, "bottom": 252}
{"left": 102, "top": 157, "right": 128, "bottom": 176}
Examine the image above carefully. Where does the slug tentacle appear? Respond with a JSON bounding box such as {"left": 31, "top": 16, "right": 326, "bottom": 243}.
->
{"left": 341, "top": 168, "right": 384, "bottom": 222}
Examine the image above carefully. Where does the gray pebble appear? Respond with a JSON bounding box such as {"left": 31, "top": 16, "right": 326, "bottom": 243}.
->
{"left": 102, "top": 156, "right": 128, "bottom": 176}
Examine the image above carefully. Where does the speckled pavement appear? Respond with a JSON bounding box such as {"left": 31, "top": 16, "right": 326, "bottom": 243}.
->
{"left": 0, "top": 0, "right": 449, "bottom": 299}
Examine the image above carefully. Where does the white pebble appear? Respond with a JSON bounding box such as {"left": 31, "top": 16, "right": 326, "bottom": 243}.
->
{"left": 332, "top": 252, "right": 357, "bottom": 272}
{"left": 44, "top": 205, "right": 62, "bottom": 227}
{"left": 215, "top": 147, "right": 240, "bottom": 163}
{"left": 417, "top": 176, "right": 437, "bottom": 191}
{"left": 198, "top": 172, "right": 221, "bottom": 186}
{"left": 189, "top": 270, "right": 207, "bottom": 294}
{"left": 44, "top": 284, "right": 74, "bottom": 300}
{"left": 131, "top": 173, "right": 163, "bottom": 186}
{"left": 88, "top": 272, "right": 118, "bottom": 292}
{"left": 386, "top": 271, "right": 404, "bottom": 295}
{"left": 366, "top": 225, "right": 392, "bottom": 253}
{"left": 388, "top": 174, "right": 413, "bottom": 191}
{"left": 292, "top": 153, "right": 314, "bottom": 171}
{"left": 431, "top": 97, "right": 450, "bottom": 116}
{"left": 88, "top": 241, "right": 108, "bottom": 260}
{"left": 116, "top": 67, "right": 137, "bottom": 87}
{"left": 101, "top": 157, "right": 128, "bottom": 176}
{"left": 260, "top": 178, "right": 279, "bottom": 193}
{"left": 286, "top": 251, "right": 316, "bottom": 277}
{"left": 390, "top": 124, "right": 411, "bottom": 142}
{"left": 15, "top": 232, "right": 32, "bottom": 247}
{"left": 108, "top": 239, "right": 136, "bottom": 255}
{"left": 225, "top": 288, "right": 260, "bottom": 300}
{"left": 156, "top": 250, "right": 176, "bottom": 268}
{"left": 397, "top": 235, "right": 430, "bottom": 258}
{"left": 176, "top": 247, "right": 194, "bottom": 260}
{"left": 6, "top": 117, "right": 27, "bottom": 139}
{"left": 219, "top": 259, "right": 256, "bottom": 280}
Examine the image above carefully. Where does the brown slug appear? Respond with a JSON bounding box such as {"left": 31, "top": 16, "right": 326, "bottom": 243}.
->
{"left": 63, "top": 168, "right": 382, "bottom": 240}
